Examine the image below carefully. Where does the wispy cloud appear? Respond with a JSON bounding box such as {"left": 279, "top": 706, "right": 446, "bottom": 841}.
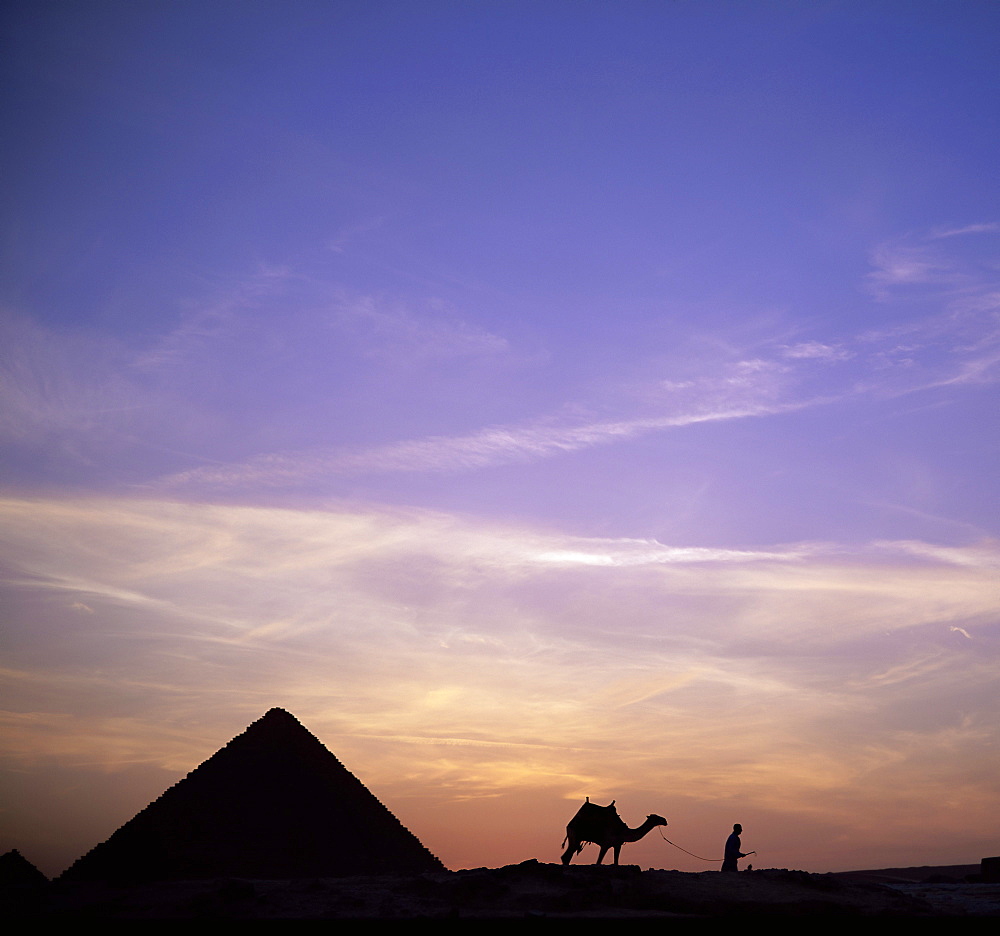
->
{"left": 1, "top": 274, "right": 517, "bottom": 481}
{"left": 779, "top": 341, "right": 852, "bottom": 361}
{"left": 132, "top": 272, "right": 511, "bottom": 374}
{"left": 5, "top": 225, "right": 999, "bottom": 496}
{"left": 867, "top": 224, "right": 1000, "bottom": 298}
{"left": 866, "top": 244, "right": 960, "bottom": 296}
{"left": 857, "top": 650, "right": 954, "bottom": 689}
{"left": 2, "top": 495, "right": 997, "bottom": 870}
{"left": 3, "top": 496, "right": 995, "bottom": 651}
{"left": 334, "top": 293, "right": 509, "bottom": 362}
{"left": 930, "top": 222, "right": 1000, "bottom": 239}
{"left": 157, "top": 397, "right": 806, "bottom": 489}
{"left": 878, "top": 538, "right": 1000, "bottom": 568}
{"left": 156, "top": 297, "right": 999, "bottom": 492}
{"left": 0, "top": 312, "right": 138, "bottom": 442}
{"left": 853, "top": 228, "right": 1000, "bottom": 395}
{"left": 130, "top": 273, "right": 282, "bottom": 374}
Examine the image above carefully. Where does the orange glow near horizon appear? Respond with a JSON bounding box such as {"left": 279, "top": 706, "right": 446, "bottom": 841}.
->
{"left": 2, "top": 497, "right": 996, "bottom": 877}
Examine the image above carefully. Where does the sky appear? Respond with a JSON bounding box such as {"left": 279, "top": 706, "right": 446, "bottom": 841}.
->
{"left": 1, "top": 0, "right": 998, "bottom": 877}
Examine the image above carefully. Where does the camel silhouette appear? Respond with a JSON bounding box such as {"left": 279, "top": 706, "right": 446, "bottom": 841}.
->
{"left": 560, "top": 798, "right": 668, "bottom": 866}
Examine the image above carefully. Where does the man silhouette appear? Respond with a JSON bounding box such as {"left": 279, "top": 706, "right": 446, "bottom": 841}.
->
{"left": 722, "top": 823, "right": 746, "bottom": 872}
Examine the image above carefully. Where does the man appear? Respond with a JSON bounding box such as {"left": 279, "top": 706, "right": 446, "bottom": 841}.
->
{"left": 722, "top": 823, "right": 746, "bottom": 872}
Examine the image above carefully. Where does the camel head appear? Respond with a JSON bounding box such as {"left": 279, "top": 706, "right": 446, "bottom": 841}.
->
{"left": 647, "top": 814, "right": 668, "bottom": 828}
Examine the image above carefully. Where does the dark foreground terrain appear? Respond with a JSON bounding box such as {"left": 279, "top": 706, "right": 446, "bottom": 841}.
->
{"left": 6, "top": 860, "right": 999, "bottom": 919}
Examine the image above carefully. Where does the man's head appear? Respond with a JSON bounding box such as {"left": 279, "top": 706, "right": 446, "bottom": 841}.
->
{"left": 733, "top": 824, "right": 742, "bottom": 833}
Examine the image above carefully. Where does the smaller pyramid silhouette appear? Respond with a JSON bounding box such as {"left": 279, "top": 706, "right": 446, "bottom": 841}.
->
{"left": 60, "top": 708, "right": 444, "bottom": 881}
{"left": 0, "top": 849, "right": 49, "bottom": 889}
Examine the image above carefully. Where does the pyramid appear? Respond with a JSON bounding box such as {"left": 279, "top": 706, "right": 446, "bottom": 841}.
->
{"left": 0, "top": 849, "right": 49, "bottom": 889}
{"left": 60, "top": 708, "right": 444, "bottom": 881}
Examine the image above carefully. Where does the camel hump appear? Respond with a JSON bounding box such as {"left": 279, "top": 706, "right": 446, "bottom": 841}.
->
{"left": 567, "top": 799, "right": 627, "bottom": 839}
{"left": 568, "top": 799, "right": 614, "bottom": 822}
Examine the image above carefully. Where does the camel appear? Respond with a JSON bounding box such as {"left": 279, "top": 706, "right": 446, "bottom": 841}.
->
{"left": 560, "top": 798, "right": 668, "bottom": 866}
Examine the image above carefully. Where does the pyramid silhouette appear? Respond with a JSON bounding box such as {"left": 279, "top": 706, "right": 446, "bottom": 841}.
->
{"left": 0, "top": 849, "right": 49, "bottom": 888}
{"left": 60, "top": 708, "right": 444, "bottom": 881}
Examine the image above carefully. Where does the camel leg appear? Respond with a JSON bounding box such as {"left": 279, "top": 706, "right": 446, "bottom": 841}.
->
{"left": 561, "top": 837, "right": 579, "bottom": 865}
{"left": 596, "top": 846, "right": 608, "bottom": 865}
{"left": 612, "top": 845, "right": 621, "bottom": 865}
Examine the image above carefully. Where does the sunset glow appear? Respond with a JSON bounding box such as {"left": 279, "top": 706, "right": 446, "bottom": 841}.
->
{"left": 2, "top": 1, "right": 998, "bottom": 877}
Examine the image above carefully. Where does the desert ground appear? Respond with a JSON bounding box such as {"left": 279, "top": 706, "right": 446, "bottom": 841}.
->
{"left": 5, "top": 859, "right": 998, "bottom": 919}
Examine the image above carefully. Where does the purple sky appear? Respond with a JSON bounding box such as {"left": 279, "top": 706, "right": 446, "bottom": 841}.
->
{"left": 2, "top": 1, "right": 999, "bottom": 875}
